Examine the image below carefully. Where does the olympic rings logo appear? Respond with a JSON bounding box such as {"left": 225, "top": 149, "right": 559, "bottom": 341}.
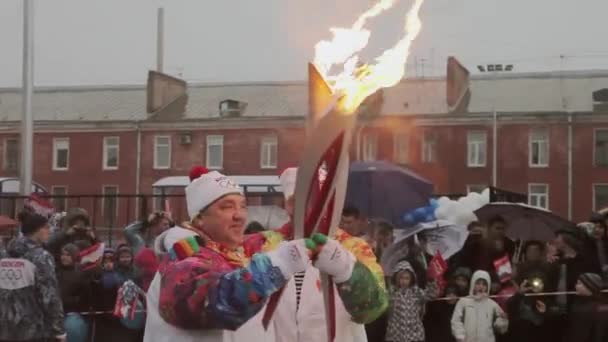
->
{"left": 0, "top": 268, "right": 23, "bottom": 281}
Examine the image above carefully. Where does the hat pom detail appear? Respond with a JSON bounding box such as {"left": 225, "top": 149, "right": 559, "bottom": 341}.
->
{"left": 189, "top": 166, "right": 209, "bottom": 182}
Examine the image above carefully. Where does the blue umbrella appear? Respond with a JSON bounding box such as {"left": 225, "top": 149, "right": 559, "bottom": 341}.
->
{"left": 345, "top": 161, "right": 433, "bottom": 227}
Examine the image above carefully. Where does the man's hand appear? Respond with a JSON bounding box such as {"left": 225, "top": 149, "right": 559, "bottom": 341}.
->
{"left": 536, "top": 300, "right": 546, "bottom": 313}
{"left": 55, "top": 334, "right": 67, "bottom": 341}
{"left": 266, "top": 240, "right": 310, "bottom": 278}
{"left": 310, "top": 233, "right": 356, "bottom": 283}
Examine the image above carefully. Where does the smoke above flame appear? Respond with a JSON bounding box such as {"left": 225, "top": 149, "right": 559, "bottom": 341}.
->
{"left": 314, "top": 0, "right": 425, "bottom": 113}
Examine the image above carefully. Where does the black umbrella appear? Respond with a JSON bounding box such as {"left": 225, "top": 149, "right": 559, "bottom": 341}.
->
{"left": 474, "top": 202, "right": 575, "bottom": 241}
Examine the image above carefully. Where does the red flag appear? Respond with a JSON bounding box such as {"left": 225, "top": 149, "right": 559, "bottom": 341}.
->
{"left": 427, "top": 250, "right": 448, "bottom": 280}
{"left": 494, "top": 255, "right": 513, "bottom": 283}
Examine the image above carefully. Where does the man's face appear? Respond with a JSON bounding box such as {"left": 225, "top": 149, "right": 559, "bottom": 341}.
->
{"left": 72, "top": 218, "right": 87, "bottom": 230}
{"left": 35, "top": 224, "right": 51, "bottom": 244}
{"left": 469, "top": 223, "right": 487, "bottom": 237}
{"left": 593, "top": 223, "right": 606, "bottom": 240}
{"left": 376, "top": 231, "right": 394, "bottom": 250}
{"left": 152, "top": 218, "right": 171, "bottom": 236}
{"left": 341, "top": 215, "right": 366, "bottom": 236}
{"left": 473, "top": 279, "right": 488, "bottom": 295}
{"left": 489, "top": 221, "right": 506, "bottom": 239}
{"left": 198, "top": 194, "right": 247, "bottom": 248}
{"left": 526, "top": 245, "right": 543, "bottom": 262}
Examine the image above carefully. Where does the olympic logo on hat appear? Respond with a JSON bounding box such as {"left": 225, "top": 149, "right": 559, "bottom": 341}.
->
{"left": 216, "top": 177, "right": 238, "bottom": 189}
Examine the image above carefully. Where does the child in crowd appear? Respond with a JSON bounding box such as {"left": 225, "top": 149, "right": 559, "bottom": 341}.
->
{"left": 385, "top": 260, "right": 438, "bottom": 342}
{"left": 451, "top": 270, "right": 508, "bottom": 342}
{"left": 451, "top": 267, "right": 472, "bottom": 296}
{"left": 563, "top": 273, "right": 608, "bottom": 342}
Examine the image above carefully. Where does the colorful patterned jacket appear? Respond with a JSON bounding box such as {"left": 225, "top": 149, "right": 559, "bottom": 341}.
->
{"left": 157, "top": 224, "right": 387, "bottom": 331}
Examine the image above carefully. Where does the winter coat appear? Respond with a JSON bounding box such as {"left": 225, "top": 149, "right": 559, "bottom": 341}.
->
{"left": 385, "top": 261, "right": 437, "bottom": 342}
{"left": 563, "top": 297, "right": 608, "bottom": 342}
{"left": 143, "top": 226, "right": 282, "bottom": 342}
{"left": 0, "top": 236, "right": 65, "bottom": 341}
{"left": 144, "top": 226, "right": 387, "bottom": 342}
{"left": 56, "top": 264, "right": 92, "bottom": 313}
{"left": 451, "top": 270, "right": 508, "bottom": 342}
{"left": 271, "top": 228, "right": 388, "bottom": 342}
{"left": 424, "top": 300, "right": 457, "bottom": 342}
{"left": 505, "top": 292, "right": 546, "bottom": 342}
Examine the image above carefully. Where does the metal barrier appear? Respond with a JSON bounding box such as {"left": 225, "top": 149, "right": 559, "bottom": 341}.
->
{"left": 0, "top": 192, "right": 285, "bottom": 247}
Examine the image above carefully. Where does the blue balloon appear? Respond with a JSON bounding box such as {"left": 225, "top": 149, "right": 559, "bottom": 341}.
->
{"left": 414, "top": 207, "right": 427, "bottom": 218}
{"left": 429, "top": 198, "right": 439, "bottom": 209}
{"left": 402, "top": 213, "right": 416, "bottom": 225}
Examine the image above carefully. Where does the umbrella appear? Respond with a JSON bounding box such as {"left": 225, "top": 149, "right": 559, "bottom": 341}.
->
{"left": 0, "top": 215, "right": 17, "bottom": 232}
{"left": 381, "top": 220, "right": 465, "bottom": 273}
{"left": 474, "top": 202, "right": 575, "bottom": 241}
{"left": 418, "top": 221, "right": 469, "bottom": 260}
{"left": 345, "top": 161, "right": 433, "bottom": 227}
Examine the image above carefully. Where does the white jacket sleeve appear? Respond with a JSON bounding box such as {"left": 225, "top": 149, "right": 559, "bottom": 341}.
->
{"left": 492, "top": 301, "right": 509, "bottom": 334}
{"left": 451, "top": 299, "right": 466, "bottom": 341}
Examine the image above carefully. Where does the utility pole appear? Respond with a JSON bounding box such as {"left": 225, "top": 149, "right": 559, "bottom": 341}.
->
{"left": 157, "top": 7, "right": 164, "bottom": 73}
{"left": 20, "top": 0, "right": 34, "bottom": 196}
{"left": 477, "top": 63, "right": 515, "bottom": 188}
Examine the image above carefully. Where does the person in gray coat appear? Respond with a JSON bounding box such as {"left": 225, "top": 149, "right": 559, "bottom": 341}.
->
{"left": 0, "top": 214, "right": 66, "bottom": 341}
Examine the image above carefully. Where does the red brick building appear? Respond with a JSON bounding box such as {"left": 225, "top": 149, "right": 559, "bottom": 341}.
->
{"left": 1, "top": 67, "right": 608, "bottom": 224}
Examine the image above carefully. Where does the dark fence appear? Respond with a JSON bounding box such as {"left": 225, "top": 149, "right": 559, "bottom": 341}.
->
{"left": 0, "top": 192, "right": 285, "bottom": 246}
{"left": 0, "top": 186, "right": 526, "bottom": 246}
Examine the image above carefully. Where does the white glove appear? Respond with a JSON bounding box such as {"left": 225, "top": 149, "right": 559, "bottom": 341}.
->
{"left": 313, "top": 239, "right": 356, "bottom": 283}
{"left": 266, "top": 240, "right": 310, "bottom": 279}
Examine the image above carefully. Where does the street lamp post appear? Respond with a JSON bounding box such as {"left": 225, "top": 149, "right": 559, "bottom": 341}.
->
{"left": 20, "top": 0, "right": 34, "bottom": 196}
{"left": 476, "top": 64, "right": 514, "bottom": 188}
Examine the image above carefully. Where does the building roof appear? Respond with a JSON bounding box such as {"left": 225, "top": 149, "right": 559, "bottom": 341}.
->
{"left": 1, "top": 69, "right": 608, "bottom": 122}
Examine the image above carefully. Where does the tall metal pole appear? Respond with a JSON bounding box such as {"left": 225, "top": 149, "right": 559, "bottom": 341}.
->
{"left": 20, "top": 0, "right": 34, "bottom": 196}
{"left": 157, "top": 7, "right": 164, "bottom": 73}
{"left": 567, "top": 113, "right": 573, "bottom": 220}
{"left": 492, "top": 109, "right": 497, "bottom": 187}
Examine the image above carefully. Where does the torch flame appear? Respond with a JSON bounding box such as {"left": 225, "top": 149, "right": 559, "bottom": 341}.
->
{"left": 314, "top": 0, "right": 425, "bottom": 113}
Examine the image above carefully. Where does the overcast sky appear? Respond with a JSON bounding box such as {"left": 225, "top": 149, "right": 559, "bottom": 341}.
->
{"left": 0, "top": 0, "right": 607, "bottom": 87}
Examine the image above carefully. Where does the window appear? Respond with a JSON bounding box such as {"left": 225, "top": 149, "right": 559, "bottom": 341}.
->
{"left": 53, "top": 138, "right": 70, "bottom": 170}
{"left": 260, "top": 136, "right": 278, "bottom": 169}
{"left": 152, "top": 187, "right": 164, "bottom": 211}
{"left": 3, "top": 138, "right": 19, "bottom": 172}
{"left": 467, "top": 184, "right": 486, "bottom": 194}
{"left": 51, "top": 186, "right": 67, "bottom": 212}
{"left": 102, "top": 186, "right": 119, "bottom": 227}
{"left": 422, "top": 131, "right": 437, "bottom": 163}
{"left": 103, "top": 137, "right": 119, "bottom": 170}
{"left": 206, "top": 135, "right": 224, "bottom": 169}
{"left": 594, "top": 129, "right": 608, "bottom": 166}
{"left": 362, "top": 132, "right": 378, "bottom": 162}
{"left": 467, "top": 131, "right": 487, "bottom": 167}
{"left": 593, "top": 184, "right": 608, "bottom": 211}
{"left": 528, "top": 183, "right": 549, "bottom": 209}
{"left": 154, "top": 136, "right": 171, "bottom": 169}
{"left": 529, "top": 128, "right": 549, "bottom": 167}
{"left": 393, "top": 132, "right": 409, "bottom": 164}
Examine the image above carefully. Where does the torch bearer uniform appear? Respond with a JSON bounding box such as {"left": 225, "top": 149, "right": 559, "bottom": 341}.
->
{"left": 143, "top": 170, "right": 309, "bottom": 342}
{"left": 272, "top": 228, "right": 388, "bottom": 342}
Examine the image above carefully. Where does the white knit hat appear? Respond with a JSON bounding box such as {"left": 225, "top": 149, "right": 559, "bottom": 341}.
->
{"left": 185, "top": 170, "right": 243, "bottom": 219}
{"left": 279, "top": 167, "right": 298, "bottom": 200}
